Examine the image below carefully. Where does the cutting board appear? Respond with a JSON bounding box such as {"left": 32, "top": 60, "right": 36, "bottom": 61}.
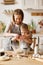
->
{"left": 32, "top": 57, "right": 43, "bottom": 62}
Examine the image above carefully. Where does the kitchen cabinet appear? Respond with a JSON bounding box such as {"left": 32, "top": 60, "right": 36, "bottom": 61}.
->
{"left": 23, "top": 0, "right": 43, "bottom": 9}
{"left": 38, "top": 0, "right": 43, "bottom": 9}
{"left": 34, "top": 0, "right": 43, "bottom": 9}
{"left": 22, "top": 0, "right": 35, "bottom": 9}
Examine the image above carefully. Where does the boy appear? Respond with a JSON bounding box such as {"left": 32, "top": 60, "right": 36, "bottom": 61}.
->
{"left": 12, "top": 23, "right": 32, "bottom": 53}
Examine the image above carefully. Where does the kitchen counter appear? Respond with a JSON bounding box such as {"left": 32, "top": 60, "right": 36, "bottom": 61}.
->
{"left": 32, "top": 33, "right": 43, "bottom": 38}
{"left": 0, "top": 51, "right": 43, "bottom": 65}
{"left": 0, "top": 33, "right": 18, "bottom": 37}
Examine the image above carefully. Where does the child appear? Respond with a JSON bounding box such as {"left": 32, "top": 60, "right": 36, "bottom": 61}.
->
{"left": 12, "top": 23, "right": 32, "bottom": 53}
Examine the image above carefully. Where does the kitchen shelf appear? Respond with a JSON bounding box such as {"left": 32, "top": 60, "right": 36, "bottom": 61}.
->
{"left": 23, "top": 8, "right": 43, "bottom": 12}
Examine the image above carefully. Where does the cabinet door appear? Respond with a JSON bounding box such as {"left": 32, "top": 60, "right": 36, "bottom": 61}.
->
{"left": 38, "top": 0, "right": 43, "bottom": 9}
{"left": 23, "top": 0, "right": 43, "bottom": 9}
{"left": 34, "top": 0, "right": 43, "bottom": 9}
{"left": 24, "top": 0, "right": 34, "bottom": 9}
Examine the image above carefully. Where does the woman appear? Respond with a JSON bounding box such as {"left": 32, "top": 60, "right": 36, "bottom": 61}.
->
{"left": 7, "top": 9, "right": 24, "bottom": 34}
{"left": 7, "top": 9, "right": 24, "bottom": 50}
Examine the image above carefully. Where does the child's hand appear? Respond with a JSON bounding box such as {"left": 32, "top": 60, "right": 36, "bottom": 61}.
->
{"left": 20, "top": 35, "right": 26, "bottom": 40}
{"left": 20, "top": 35, "right": 32, "bottom": 44}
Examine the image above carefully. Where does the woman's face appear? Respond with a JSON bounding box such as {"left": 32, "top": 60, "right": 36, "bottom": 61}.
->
{"left": 14, "top": 14, "right": 22, "bottom": 25}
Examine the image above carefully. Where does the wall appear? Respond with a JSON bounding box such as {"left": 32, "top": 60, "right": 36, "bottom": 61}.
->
{"left": 0, "top": 0, "right": 43, "bottom": 25}
{"left": 23, "top": 10, "right": 43, "bottom": 24}
{"left": 0, "top": 0, "right": 23, "bottom": 26}
{"left": 23, "top": 10, "right": 43, "bottom": 32}
{"left": 0, "top": 0, "right": 43, "bottom": 32}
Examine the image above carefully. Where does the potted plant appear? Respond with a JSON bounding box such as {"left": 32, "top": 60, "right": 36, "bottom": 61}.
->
{"left": 0, "top": 21, "right": 6, "bottom": 33}
{"left": 31, "top": 20, "right": 36, "bottom": 34}
{"left": 28, "top": 20, "right": 36, "bottom": 34}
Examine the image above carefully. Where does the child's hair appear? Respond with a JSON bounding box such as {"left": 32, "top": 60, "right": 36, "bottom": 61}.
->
{"left": 13, "top": 9, "right": 24, "bottom": 22}
{"left": 21, "top": 23, "right": 28, "bottom": 30}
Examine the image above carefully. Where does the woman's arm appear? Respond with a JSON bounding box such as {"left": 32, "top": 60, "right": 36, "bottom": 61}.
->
{"left": 11, "top": 35, "right": 20, "bottom": 42}
{"left": 7, "top": 22, "right": 13, "bottom": 33}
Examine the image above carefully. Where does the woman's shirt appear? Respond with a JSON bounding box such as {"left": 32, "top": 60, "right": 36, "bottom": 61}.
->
{"left": 11, "top": 24, "right": 21, "bottom": 35}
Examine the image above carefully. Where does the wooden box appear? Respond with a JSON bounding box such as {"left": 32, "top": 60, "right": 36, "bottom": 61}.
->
{"left": 4, "top": 0, "right": 14, "bottom": 2}
{"left": 4, "top": 0, "right": 14, "bottom": 4}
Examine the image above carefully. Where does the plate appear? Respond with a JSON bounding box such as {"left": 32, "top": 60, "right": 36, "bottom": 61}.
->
{"left": 32, "top": 56, "right": 43, "bottom": 62}
{"left": 0, "top": 55, "right": 10, "bottom": 61}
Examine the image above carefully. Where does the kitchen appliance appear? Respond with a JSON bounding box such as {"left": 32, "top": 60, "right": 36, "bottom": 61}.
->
{"left": 32, "top": 34, "right": 43, "bottom": 55}
{"left": 39, "top": 37, "right": 43, "bottom": 54}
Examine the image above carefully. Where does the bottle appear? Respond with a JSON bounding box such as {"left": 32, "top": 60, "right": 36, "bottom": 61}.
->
{"left": 34, "top": 44, "right": 38, "bottom": 54}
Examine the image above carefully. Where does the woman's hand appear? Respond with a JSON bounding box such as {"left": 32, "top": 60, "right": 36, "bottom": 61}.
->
{"left": 11, "top": 35, "right": 20, "bottom": 42}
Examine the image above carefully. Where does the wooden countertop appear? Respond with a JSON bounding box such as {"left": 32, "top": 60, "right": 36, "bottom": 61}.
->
{"left": 0, "top": 33, "right": 18, "bottom": 37}
{"left": 0, "top": 51, "right": 43, "bottom": 65}
{"left": 32, "top": 33, "right": 43, "bottom": 38}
